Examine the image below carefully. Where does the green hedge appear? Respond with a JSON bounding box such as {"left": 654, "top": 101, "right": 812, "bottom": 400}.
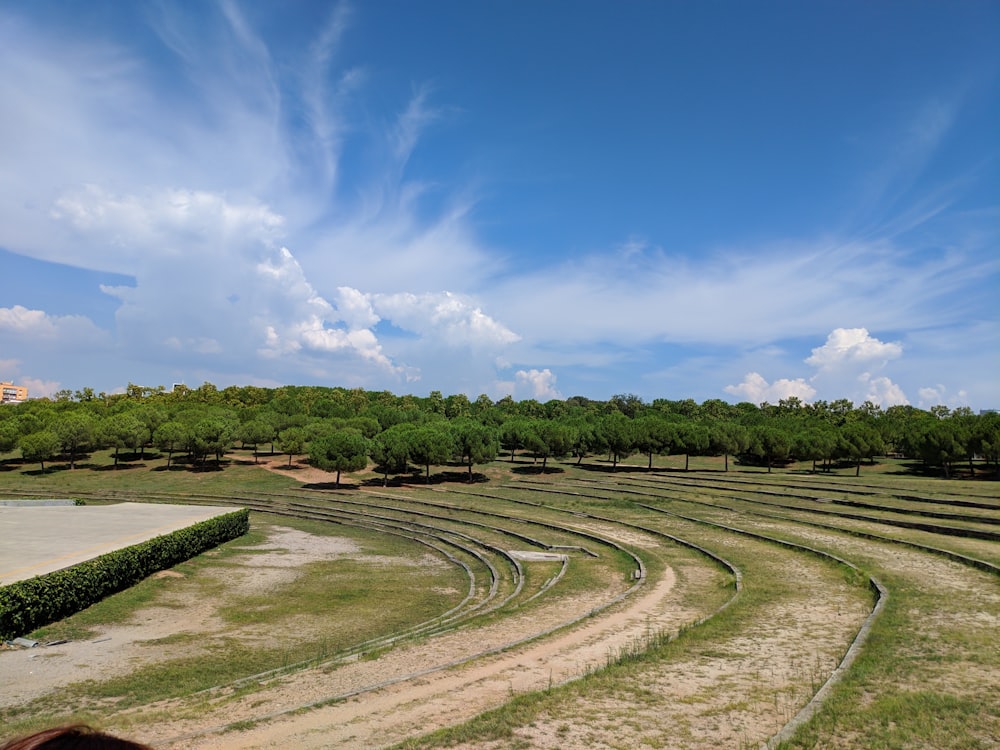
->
{"left": 0, "top": 507, "right": 249, "bottom": 640}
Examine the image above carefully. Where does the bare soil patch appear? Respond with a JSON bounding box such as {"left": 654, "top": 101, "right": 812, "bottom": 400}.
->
{"left": 0, "top": 528, "right": 377, "bottom": 709}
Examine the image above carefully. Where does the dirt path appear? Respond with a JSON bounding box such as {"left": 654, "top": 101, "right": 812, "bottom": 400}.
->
{"left": 145, "top": 515, "right": 868, "bottom": 750}
{"left": 140, "top": 510, "right": 720, "bottom": 750}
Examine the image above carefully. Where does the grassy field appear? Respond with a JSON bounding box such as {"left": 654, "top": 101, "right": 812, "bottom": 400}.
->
{"left": 1, "top": 447, "right": 997, "bottom": 749}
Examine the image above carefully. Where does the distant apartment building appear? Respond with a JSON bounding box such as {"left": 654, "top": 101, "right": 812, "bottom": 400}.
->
{"left": 1, "top": 381, "right": 28, "bottom": 403}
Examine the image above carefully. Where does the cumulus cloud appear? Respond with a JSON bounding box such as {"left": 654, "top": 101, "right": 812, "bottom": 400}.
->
{"left": 19, "top": 376, "right": 61, "bottom": 400}
{"left": 917, "top": 384, "right": 969, "bottom": 410}
{"left": 724, "top": 328, "right": 912, "bottom": 408}
{"left": 513, "top": 368, "right": 562, "bottom": 401}
{"left": 724, "top": 372, "right": 816, "bottom": 404}
{"left": 805, "top": 328, "right": 902, "bottom": 370}
{"left": 252, "top": 248, "right": 397, "bottom": 372}
{"left": 371, "top": 292, "right": 520, "bottom": 349}
{"left": 804, "top": 328, "right": 909, "bottom": 406}
{"left": 0, "top": 305, "right": 109, "bottom": 346}
{"left": 860, "top": 374, "right": 909, "bottom": 407}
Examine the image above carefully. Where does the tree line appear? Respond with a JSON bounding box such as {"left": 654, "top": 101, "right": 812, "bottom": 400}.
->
{"left": 0, "top": 384, "right": 997, "bottom": 482}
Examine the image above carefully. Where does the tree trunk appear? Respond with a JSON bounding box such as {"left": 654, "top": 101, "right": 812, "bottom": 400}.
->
{"left": 467, "top": 458, "right": 473, "bottom": 483}
{"left": 336, "top": 469, "right": 341, "bottom": 488}
{"left": 724, "top": 453, "right": 729, "bottom": 472}
{"left": 855, "top": 458, "right": 861, "bottom": 477}
{"left": 685, "top": 454, "right": 690, "bottom": 471}
{"left": 114, "top": 446, "right": 120, "bottom": 468}
{"left": 425, "top": 463, "right": 431, "bottom": 483}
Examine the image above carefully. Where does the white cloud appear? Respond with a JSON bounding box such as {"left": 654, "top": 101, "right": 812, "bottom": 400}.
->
{"left": 917, "top": 384, "right": 969, "bottom": 410}
{"left": 19, "top": 377, "right": 61, "bottom": 400}
{"left": 805, "top": 328, "right": 902, "bottom": 370}
{"left": 723, "top": 329, "right": 912, "bottom": 408}
{"left": 0, "top": 305, "right": 109, "bottom": 345}
{"left": 860, "top": 374, "right": 909, "bottom": 407}
{"left": 485, "top": 235, "right": 996, "bottom": 364}
{"left": 334, "top": 287, "right": 380, "bottom": 330}
{"left": 724, "top": 372, "right": 816, "bottom": 404}
{"left": 52, "top": 185, "right": 285, "bottom": 274}
{"left": 371, "top": 292, "right": 520, "bottom": 349}
{"left": 514, "top": 368, "right": 562, "bottom": 401}
{"left": 802, "top": 328, "right": 912, "bottom": 407}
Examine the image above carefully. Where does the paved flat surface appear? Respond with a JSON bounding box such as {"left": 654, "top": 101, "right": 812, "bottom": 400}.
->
{"left": 0, "top": 502, "right": 239, "bottom": 585}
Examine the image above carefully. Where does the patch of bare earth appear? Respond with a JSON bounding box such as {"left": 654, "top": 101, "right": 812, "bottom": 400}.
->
{"left": 0, "top": 528, "right": 363, "bottom": 709}
{"left": 142, "top": 514, "right": 869, "bottom": 750}
{"left": 149, "top": 557, "right": 691, "bottom": 749}
{"left": 466, "top": 545, "right": 870, "bottom": 750}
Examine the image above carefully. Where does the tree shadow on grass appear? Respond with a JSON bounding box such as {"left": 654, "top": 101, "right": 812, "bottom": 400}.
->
{"left": 511, "top": 465, "right": 566, "bottom": 476}
{"left": 302, "top": 481, "right": 361, "bottom": 491}
{"left": 0, "top": 458, "right": 25, "bottom": 472}
{"left": 573, "top": 462, "right": 648, "bottom": 475}
{"left": 93, "top": 463, "right": 145, "bottom": 472}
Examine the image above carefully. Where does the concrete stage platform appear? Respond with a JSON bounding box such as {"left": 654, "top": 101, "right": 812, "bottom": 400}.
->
{"left": 0, "top": 502, "right": 239, "bottom": 585}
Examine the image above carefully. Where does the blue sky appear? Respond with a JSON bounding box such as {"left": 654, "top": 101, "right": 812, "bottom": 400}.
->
{"left": 1, "top": 1, "right": 997, "bottom": 409}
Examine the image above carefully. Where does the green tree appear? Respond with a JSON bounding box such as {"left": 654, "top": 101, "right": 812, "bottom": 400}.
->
{"left": 610, "top": 393, "right": 644, "bottom": 418}
{"left": 838, "top": 421, "right": 885, "bottom": 476}
{"left": 522, "top": 419, "right": 575, "bottom": 472}
{"left": 310, "top": 431, "right": 369, "bottom": 488}
{"left": 153, "top": 421, "right": 188, "bottom": 468}
{"left": 444, "top": 393, "right": 472, "bottom": 419}
{"left": 633, "top": 414, "right": 677, "bottom": 470}
{"left": 500, "top": 418, "right": 532, "bottom": 462}
{"left": 676, "top": 422, "right": 709, "bottom": 471}
{"left": 132, "top": 405, "right": 167, "bottom": 458}
{"left": 99, "top": 413, "right": 149, "bottom": 468}
{"left": 370, "top": 425, "right": 412, "bottom": 486}
{"left": 277, "top": 427, "right": 309, "bottom": 467}
{"left": 471, "top": 393, "right": 495, "bottom": 418}
{"left": 54, "top": 413, "right": 96, "bottom": 469}
{"left": 19, "top": 430, "right": 61, "bottom": 471}
{"left": 187, "top": 417, "right": 235, "bottom": 465}
{"left": 569, "top": 414, "right": 606, "bottom": 466}
{"left": 406, "top": 423, "right": 454, "bottom": 483}
{"left": 238, "top": 419, "right": 276, "bottom": 464}
{"left": 706, "top": 420, "right": 749, "bottom": 472}
{"left": 449, "top": 419, "right": 499, "bottom": 483}
{"left": 794, "top": 425, "right": 837, "bottom": 473}
{"left": 972, "top": 412, "right": 1000, "bottom": 477}
{"left": 750, "top": 426, "right": 791, "bottom": 473}
{"left": 599, "top": 412, "right": 636, "bottom": 471}
{"left": 0, "top": 420, "right": 19, "bottom": 454}
{"left": 912, "top": 418, "right": 966, "bottom": 479}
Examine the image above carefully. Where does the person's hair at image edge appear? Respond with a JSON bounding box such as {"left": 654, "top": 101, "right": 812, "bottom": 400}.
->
{"left": 0, "top": 725, "right": 153, "bottom": 750}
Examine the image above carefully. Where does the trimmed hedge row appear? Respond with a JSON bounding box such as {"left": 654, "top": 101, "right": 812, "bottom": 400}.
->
{"left": 0, "top": 507, "right": 249, "bottom": 640}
